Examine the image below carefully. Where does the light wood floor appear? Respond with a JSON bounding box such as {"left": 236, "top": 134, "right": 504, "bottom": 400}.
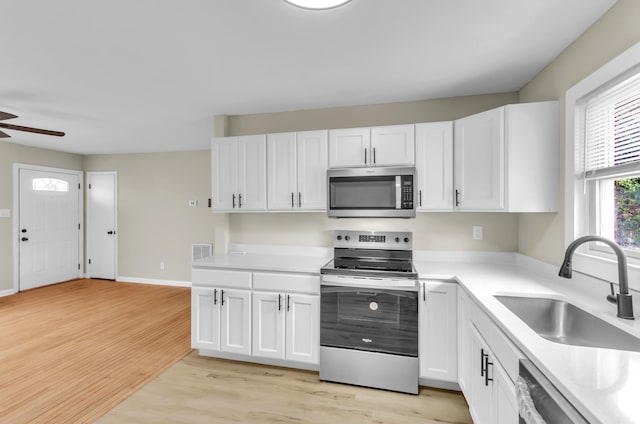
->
{"left": 0, "top": 279, "right": 191, "bottom": 423}
{"left": 99, "top": 352, "right": 473, "bottom": 424}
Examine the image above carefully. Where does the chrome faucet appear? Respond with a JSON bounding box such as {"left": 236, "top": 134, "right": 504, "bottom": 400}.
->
{"left": 559, "top": 235, "right": 635, "bottom": 320}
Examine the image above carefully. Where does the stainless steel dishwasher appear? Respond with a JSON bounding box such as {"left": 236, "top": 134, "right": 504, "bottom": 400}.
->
{"left": 516, "top": 359, "right": 589, "bottom": 424}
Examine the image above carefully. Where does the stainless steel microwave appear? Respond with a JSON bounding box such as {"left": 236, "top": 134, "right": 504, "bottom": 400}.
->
{"left": 327, "top": 167, "right": 416, "bottom": 218}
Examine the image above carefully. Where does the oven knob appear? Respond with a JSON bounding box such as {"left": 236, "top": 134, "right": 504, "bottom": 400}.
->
{"left": 337, "top": 235, "right": 342, "bottom": 241}
{"left": 404, "top": 237, "right": 410, "bottom": 243}
{"left": 345, "top": 235, "right": 350, "bottom": 241}
{"left": 395, "top": 237, "right": 400, "bottom": 243}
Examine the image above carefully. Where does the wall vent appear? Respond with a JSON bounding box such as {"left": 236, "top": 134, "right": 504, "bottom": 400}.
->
{"left": 192, "top": 243, "right": 213, "bottom": 261}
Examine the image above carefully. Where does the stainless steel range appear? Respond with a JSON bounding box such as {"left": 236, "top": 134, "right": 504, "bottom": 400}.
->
{"left": 319, "top": 230, "right": 419, "bottom": 394}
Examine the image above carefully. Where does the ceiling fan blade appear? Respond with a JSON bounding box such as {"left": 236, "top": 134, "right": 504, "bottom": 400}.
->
{"left": 0, "top": 130, "right": 10, "bottom": 138}
{"left": 0, "top": 122, "right": 65, "bottom": 137}
{"left": 0, "top": 111, "right": 18, "bottom": 121}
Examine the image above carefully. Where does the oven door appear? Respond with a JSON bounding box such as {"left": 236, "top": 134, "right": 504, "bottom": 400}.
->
{"left": 320, "top": 275, "right": 418, "bottom": 357}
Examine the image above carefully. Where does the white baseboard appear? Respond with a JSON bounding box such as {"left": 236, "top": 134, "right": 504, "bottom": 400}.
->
{"left": 116, "top": 276, "right": 192, "bottom": 288}
{"left": 0, "top": 288, "right": 17, "bottom": 298}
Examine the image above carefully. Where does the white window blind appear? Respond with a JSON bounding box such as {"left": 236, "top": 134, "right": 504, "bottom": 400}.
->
{"left": 584, "top": 71, "right": 640, "bottom": 178}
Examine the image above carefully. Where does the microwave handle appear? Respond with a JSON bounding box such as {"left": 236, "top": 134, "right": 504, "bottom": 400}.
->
{"left": 396, "top": 176, "right": 401, "bottom": 209}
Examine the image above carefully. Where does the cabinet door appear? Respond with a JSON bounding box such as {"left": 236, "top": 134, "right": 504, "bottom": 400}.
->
{"left": 454, "top": 107, "right": 505, "bottom": 210}
{"left": 328, "top": 127, "right": 370, "bottom": 168}
{"left": 469, "top": 325, "right": 493, "bottom": 424}
{"left": 493, "top": 359, "right": 518, "bottom": 424}
{"left": 211, "top": 137, "right": 238, "bottom": 211}
{"left": 285, "top": 294, "right": 319, "bottom": 364}
{"left": 457, "top": 288, "right": 472, "bottom": 398}
{"left": 267, "top": 133, "right": 297, "bottom": 210}
{"left": 419, "top": 281, "right": 457, "bottom": 382}
{"left": 252, "top": 291, "right": 285, "bottom": 359}
{"left": 297, "top": 130, "right": 328, "bottom": 210}
{"left": 415, "top": 122, "right": 453, "bottom": 211}
{"left": 371, "top": 124, "right": 415, "bottom": 166}
{"left": 238, "top": 135, "right": 267, "bottom": 211}
{"left": 220, "top": 289, "right": 252, "bottom": 355}
{"left": 191, "top": 287, "right": 220, "bottom": 350}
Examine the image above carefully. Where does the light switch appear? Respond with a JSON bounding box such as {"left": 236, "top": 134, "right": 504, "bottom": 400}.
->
{"left": 0, "top": 209, "right": 10, "bottom": 218}
{"left": 472, "top": 226, "right": 483, "bottom": 240}
{"left": 189, "top": 200, "right": 198, "bottom": 207}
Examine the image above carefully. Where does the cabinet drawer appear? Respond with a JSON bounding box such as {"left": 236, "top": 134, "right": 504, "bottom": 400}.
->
{"left": 253, "top": 272, "right": 319, "bottom": 294}
{"left": 192, "top": 268, "right": 252, "bottom": 288}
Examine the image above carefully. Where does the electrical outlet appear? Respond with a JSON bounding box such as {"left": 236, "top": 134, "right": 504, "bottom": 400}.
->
{"left": 160, "top": 261, "right": 165, "bottom": 271}
{"left": 472, "top": 226, "right": 483, "bottom": 241}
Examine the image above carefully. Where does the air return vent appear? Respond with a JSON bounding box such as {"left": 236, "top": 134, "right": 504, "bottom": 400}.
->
{"left": 192, "top": 243, "right": 213, "bottom": 261}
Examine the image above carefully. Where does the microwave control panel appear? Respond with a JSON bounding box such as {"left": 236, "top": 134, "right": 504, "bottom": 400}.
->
{"left": 401, "top": 176, "right": 414, "bottom": 209}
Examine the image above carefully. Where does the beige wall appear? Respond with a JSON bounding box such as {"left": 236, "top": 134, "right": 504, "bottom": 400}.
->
{"left": 228, "top": 93, "right": 518, "bottom": 136}
{"left": 84, "top": 151, "right": 213, "bottom": 282}
{"left": 225, "top": 92, "right": 521, "bottom": 250}
{"left": 230, "top": 213, "right": 518, "bottom": 252}
{"left": 0, "top": 142, "right": 83, "bottom": 291}
{"left": 518, "top": 0, "right": 640, "bottom": 265}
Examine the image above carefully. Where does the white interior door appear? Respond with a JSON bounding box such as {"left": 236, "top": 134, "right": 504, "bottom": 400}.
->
{"left": 19, "top": 168, "right": 81, "bottom": 291}
{"left": 87, "top": 172, "right": 117, "bottom": 279}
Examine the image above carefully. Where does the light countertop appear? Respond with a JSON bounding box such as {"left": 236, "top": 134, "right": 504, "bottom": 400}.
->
{"left": 414, "top": 260, "right": 640, "bottom": 424}
{"left": 192, "top": 252, "right": 331, "bottom": 275}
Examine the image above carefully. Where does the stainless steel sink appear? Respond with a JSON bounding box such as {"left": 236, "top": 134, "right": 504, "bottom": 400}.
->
{"left": 494, "top": 295, "right": 640, "bottom": 352}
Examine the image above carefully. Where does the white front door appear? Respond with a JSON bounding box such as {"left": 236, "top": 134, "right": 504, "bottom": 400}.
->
{"left": 87, "top": 172, "right": 117, "bottom": 279}
{"left": 19, "top": 168, "right": 81, "bottom": 291}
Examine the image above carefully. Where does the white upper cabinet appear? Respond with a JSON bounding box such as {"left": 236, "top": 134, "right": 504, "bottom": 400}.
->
{"left": 371, "top": 124, "right": 415, "bottom": 166}
{"left": 453, "top": 101, "right": 559, "bottom": 212}
{"left": 211, "top": 135, "right": 267, "bottom": 211}
{"left": 267, "top": 130, "right": 328, "bottom": 211}
{"left": 296, "top": 130, "right": 328, "bottom": 210}
{"left": 328, "top": 124, "right": 415, "bottom": 168}
{"left": 454, "top": 107, "right": 505, "bottom": 211}
{"left": 415, "top": 122, "right": 453, "bottom": 211}
{"left": 328, "top": 127, "right": 370, "bottom": 168}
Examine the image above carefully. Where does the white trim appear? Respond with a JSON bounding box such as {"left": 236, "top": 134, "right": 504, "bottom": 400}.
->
{"left": 13, "top": 163, "right": 84, "bottom": 293}
{"left": 86, "top": 171, "right": 118, "bottom": 279}
{"left": 565, "top": 41, "right": 640, "bottom": 292}
{"left": 0, "top": 288, "right": 17, "bottom": 298}
{"left": 116, "top": 276, "right": 192, "bottom": 288}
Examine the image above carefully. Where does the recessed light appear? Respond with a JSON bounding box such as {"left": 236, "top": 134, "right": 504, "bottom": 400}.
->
{"left": 284, "top": 0, "right": 352, "bottom": 10}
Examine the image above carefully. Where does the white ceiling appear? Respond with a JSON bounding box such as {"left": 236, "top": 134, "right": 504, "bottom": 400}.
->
{"left": 0, "top": 0, "right": 617, "bottom": 155}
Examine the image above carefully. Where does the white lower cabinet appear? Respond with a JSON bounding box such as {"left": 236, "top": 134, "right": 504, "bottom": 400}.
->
{"left": 419, "top": 281, "right": 458, "bottom": 383}
{"left": 458, "top": 288, "right": 519, "bottom": 424}
{"left": 253, "top": 291, "right": 319, "bottom": 365}
{"left": 191, "top": 286, "right": 251, "bottom": 355}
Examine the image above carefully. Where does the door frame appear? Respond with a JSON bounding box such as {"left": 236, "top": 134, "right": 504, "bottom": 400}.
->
{"left": 86, "top": 171, "right": 118, "bottom": 279}
{"left": 12, "top": 163, "right": 84, "bottom": 293}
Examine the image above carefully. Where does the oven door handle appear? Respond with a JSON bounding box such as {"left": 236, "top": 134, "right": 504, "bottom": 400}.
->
{"left": 321, "top": 275, "right": 418, "bottom": 291}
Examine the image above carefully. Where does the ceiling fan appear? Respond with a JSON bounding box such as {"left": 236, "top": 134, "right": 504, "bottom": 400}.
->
{"left": 0, "top": 111, "right": 65, "bottom": 138}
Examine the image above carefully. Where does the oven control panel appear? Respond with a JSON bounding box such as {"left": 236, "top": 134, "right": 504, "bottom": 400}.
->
{"left": 333, "top": 230, "right": 413, "bottom": 250}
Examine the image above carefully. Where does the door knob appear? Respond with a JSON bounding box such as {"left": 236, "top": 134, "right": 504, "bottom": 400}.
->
{"left": 21, "top": 237, "right": 28, "bottom": 242}
{"left": 107, "top": 231, "right": 114, "bottom": 235}
{"left": 21, "top": 228, "right": 27, "bottom": 233}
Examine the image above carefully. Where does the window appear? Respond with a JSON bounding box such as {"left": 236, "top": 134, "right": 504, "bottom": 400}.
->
{"left": 32, "top": 178, "right": 69, "bottom": 192}
{"left": 567, "top": 41, "right": 640, "bottom": 289}
{"left": 582, "top": 71, "right": 640, "bottom": 257}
